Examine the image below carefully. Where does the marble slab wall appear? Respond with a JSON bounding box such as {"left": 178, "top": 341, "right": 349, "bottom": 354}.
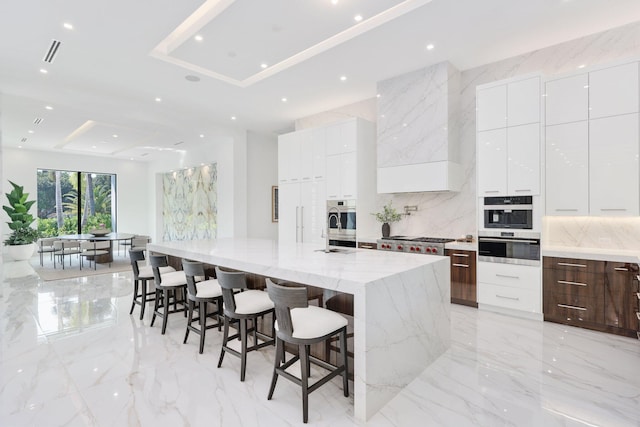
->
{"left": 298, "top": 21, "right": 640, "bottom": 242}
{"left": 543, "top": 217, "right": 640, "bottom": 250}
{"left": 162, "top": 163, "right": 217, "bottom": 241}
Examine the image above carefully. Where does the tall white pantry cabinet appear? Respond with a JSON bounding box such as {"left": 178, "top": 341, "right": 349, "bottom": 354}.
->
{"left": 277, "top": 118, "right": 376, "bottom": 245}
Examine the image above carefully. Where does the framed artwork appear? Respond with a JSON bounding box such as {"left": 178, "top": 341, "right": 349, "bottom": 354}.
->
{"left": 272, "top": 186, "right": 279, "bottom": 222}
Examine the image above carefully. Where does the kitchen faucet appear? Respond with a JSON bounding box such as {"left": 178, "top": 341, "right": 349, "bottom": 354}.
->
{"left": 325, "top": 206, "right": 342, "bottom": 253}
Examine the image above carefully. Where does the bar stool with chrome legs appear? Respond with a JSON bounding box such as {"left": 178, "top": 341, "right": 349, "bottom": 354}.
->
{"left": 265, "top": 279, "right": 349, "bottom": 424}
{"left": 182, "top": 260, "right": 223, "bottom": 354}
{"left": 215, "top": 267, "right": 275, "bottom": 381}
{"left": 129, "top": 248, "right": 175, "bottom": 320}
{"left": 150, "top": 254, "right": 188, "bottom": 334}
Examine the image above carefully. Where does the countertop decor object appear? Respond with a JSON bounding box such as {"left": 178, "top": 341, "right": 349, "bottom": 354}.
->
{"left": 89, "top": 228, "right": 110, "bottom": 237}
{"left": 372, "top": 201, "right": 402, "bottom": 238}
{"left": 3, "top": 180, "right": 39, "bottom": 260}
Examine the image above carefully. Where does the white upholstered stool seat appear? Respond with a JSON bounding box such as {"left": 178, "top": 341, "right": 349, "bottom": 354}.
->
{"left": 233, "top": 290, "right": 275, "bottom": 315}
{"left": 194, "top": 279, "right": 222, "bottom": 298}
{"left": 277, "top": 306, "right": 348, "bottom": 340}
{"left": 156, "top": 270, "right": 188, "bottom": 288}
{"left": 138, "top": 264, "right": 174, "bottom": 280}
{"left": 150, "top": 254, "right": 188, "bottom": 334}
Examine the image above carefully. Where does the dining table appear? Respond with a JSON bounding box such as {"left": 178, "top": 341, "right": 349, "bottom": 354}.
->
{"left": 57, "top": 232, "right": 135, "bottom": 263}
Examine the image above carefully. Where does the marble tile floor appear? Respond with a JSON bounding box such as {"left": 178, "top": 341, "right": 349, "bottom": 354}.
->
{"left": 1, "top": 259, "right": 639, "bottom": 427}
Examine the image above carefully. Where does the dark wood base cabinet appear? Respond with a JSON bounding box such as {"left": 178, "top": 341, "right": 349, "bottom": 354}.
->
{"left": 445, "top": 249, "right": 477, "bottom": 308}
{"left": 543, "top": 256, "right": 640, "bottom": 339}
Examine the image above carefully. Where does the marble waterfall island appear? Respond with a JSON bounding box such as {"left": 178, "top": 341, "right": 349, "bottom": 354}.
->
{"left": 147, "top": 238, "right": 451, "bottom": 421}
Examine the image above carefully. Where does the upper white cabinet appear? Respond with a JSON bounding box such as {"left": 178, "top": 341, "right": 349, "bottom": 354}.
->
{"left": 545, "top": 122, "right": 589, "bottom": 216}
{"left": 278, "top": 128, "right": 326, "bottom": 184}
{"left": 311, "top": 128, "right": 326, "bottom": 180}
{"left": 278, "top": 132, "right": 302, "bottom": 183}
{"left": 544, "top": 59, "right": 640, "bottom": 217}
{"left": 477, "top": 129, "right": 507, "bottom": 196}
{"left": 507, "top": 77, "right": 541, "bottom": 127}
{"left": 589, "top": 114, "right": 639, "bottom": 216}
{"left": 545, "top": 74, "right": 589, "bottom": 125}
{"left": 507, "top": 123, "right": 540, "bottom": 195}
{"left": 326, "top": 121, "right": 357, "bottom": 156}
{"left": 476, "top": 75, "right": 541, "bottom": 197}
{"left": 327, "top": 152, "right": 357, "bottom": 200}
{"left": 589, "top": 62, "right": 639, "bottom": 119}
{"left": 477, "top": 85, "right": 507, "bottom": 131}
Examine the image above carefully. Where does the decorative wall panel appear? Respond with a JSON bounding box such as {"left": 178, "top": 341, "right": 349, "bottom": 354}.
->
{"left": 162, "top": 163, "right": 217, "bottom": 241}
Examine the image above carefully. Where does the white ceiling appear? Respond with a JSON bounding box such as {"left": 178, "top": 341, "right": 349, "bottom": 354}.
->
{"left": 1, "top": 0, "right": 640, "bottom": 162}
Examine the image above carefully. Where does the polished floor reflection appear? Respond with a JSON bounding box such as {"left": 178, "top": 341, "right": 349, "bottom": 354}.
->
{"left": 1, "top": 258, "right": 639, "bottom": 426}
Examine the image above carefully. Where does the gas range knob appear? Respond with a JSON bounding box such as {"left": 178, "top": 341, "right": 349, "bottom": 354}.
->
{"left": 415, "top": 247, "right": 421, "bottom": 252}
{"left": 430, "top": 247, "right": 437, "bottom": 254}
{"left": 410, "top": 246, "right": 415, "bottom": 251}
{"left": 425, "top": 247, "right": 432, "bottom": 253}
{"left": 397, "top": 245, "right": 403, "bottom": 250}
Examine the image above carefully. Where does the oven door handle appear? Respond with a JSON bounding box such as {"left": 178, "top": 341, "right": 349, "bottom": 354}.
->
{"left": 478, "top": 238, "right": 539, "bottom": 244}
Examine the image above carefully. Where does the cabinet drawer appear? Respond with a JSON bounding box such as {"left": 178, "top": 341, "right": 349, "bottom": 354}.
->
{"left": 478, "top": 283, "right": 541, "bottom": 313}
{"left": 477, "top": 262, "right": 540, "bottom": 292}
{"left": 543, "top": 269, "right": 602, "bottom": 299}
{"left": 543, "top": 257, "right": 605, "bottom": 274}
{"left": 544, "top": 296, "right": 604, "bottom": 324}
{"left": 357, "top": 242, "right": 377, "bottom": 250}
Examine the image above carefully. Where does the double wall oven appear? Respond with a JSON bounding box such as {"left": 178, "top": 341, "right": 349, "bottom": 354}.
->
{"left": 327, "top": 200, "right": 357, "bottom": 248}
{"left": 479, "top": 196, "right": 540, "bottom": 266}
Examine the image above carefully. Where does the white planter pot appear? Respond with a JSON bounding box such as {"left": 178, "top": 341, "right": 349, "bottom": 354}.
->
{"left": 8, "top": 243, "right": 35, "bottom": 261}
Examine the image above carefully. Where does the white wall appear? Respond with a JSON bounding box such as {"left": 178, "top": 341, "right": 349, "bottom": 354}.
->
{"left": 1, "top": 147, "right": 149, "bottom": 241}
{"left": 246, "top": 131, "right": 278, "bottom": 240}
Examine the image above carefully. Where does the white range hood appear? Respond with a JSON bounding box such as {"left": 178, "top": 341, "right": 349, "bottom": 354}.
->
{"left": 377, "top": 61, "right": 462, "bottom": 193}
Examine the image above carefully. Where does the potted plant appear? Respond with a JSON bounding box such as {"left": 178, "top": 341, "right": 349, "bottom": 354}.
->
{"left": 372, "top": 201, "right": 402, "bottom": 238}
{"left": 3, "top": 181, "right": 39, "bottom": 260}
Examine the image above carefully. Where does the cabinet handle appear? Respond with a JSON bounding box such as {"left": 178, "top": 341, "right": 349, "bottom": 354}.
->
{"left": 452, "top": 253, "right": 469, "bottom": 257}
{"left": 328, "top": 195, "right": 338, "bottom": 198}
{"left": 555, "top": 209, "right": 578, "bottom": 212}
{"left": 600, "top": 208, "right": 627, "bottom": 212}
{"left": 557, "top": 262, "right": 586, "bottom": 268}
{"left": 514, "top": 189, "right": 531, "bottom": 192}
{"left": 614, "top": 267, "right": 629, "bottom": 272}
{"left": 302, "top": 176, "right": 311, "bottom": 180}
{"left": 496, "top": 294, "right": 520, "bottom": 301}
{"left": 314, "top": 176, "right": 323, "bottom": 179}
{"left": 558, "top": 303, "right": 586, "bottom": 311}
{"left": 496, "top": 273, "right": 519, "bottom": 279}
{"left": 636, "top": 292, "right": 640, "bottom": 301}
{"left": 636, "top": 312, "right": 640, "bottom": 321}
{"left": 557, "top": 280, "right": 587, "bottom": 287}
{"left": 291, "top": 178, "right": 299, "bottom": 182}
{"left": 300, "top": 206, "right": 304, "bottom": 242}
{"left": 360, "top": 245, "right": 374, "bottom": 249}
{"left": 295, "top": 207, "right": 300, "bottom": 243}
{"left": 453, "top": 263, "right": 469, "bottom": 268}
{"left": 484, "top": 190, "right": 500, "bottom": 194}
{"left": 343, "top": 194, "right": 353, "bottom": 198}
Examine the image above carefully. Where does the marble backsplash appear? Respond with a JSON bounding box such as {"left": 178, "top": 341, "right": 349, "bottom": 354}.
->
{"left": 543, "top": 217, "right": 640, "bottom": 251}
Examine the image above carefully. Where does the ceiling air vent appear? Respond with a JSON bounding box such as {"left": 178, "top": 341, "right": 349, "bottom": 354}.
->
{"left": 141, "top": 153, "right": 149, "bottom": 157}
{"left": 174, "top": 141, "right": 184, "bottom": 146}
{"left": 33, "top": 117, "right": 43, "bottom": 125}
{"left": 21, "top": 137, "right": 27, "bottom": 143}
{"left": 43, "top": 39, "right": 62, "bottom": 63}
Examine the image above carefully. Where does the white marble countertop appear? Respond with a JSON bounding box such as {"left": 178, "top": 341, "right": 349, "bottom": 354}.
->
{"left": 445, "top": 241, "right": 476, "bottom": 251}
{"left": 542, "top": 245, "right": 640, "bottom": 263}
{"left": 148, "top": 238, "right": 447, "bottom": 294}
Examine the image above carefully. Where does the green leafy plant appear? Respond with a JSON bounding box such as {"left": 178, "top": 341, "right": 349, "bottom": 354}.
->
{"left": 372, "top": 201, "right": 403, "bottom": 223}
{"left": 3, "top": 180, "right": 39, "bottom": 245}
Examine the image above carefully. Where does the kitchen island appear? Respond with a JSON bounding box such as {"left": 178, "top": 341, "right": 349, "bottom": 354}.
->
{"left": 148, "top": 238, "right": 451, "bottom": 421}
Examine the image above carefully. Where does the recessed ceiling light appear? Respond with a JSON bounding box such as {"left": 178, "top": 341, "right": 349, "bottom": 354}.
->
{"left": 112, "top": 134, "right": 118, "bottom": 138}
{"left": 28, "top": 130, "right": 34, "bottom": 134}
{"left": 194, "top": 35, "right": 203, "bottom": 42}
{"left": 155, "top": 97, "right": 162, "bottom": 102}
{"left": 39, "top": 68, "right": 48, "bottom": 74}
{"left": 578, "top": 64, "right": 586, "bottom": 69}
{"left": 92, "top": 145, "right": 97, "bottom": 149}
{"left": 331, "top": 0, "right": 338, "bottom": 4}
{"left": 185, "top": 75, "right": 200, "bottom": 82}
{"left": 231, "top": 116, "right": 237, "bottom": 121}
{"left": 130, "top": 158, "right": 134, "bottom": 161}
{"left": 376, "top": 94, "right": 381, "bottom": 98}
{"left": 18, "top": 145, "right": 22, "bottom": 149}
{"left": 354, "top": 15, "right": 363, "bottom": 22}
{"left": 281, "top": 97, "right": 287, "bottom": 102}
{"left": 340, "top": 75, "right": 347, "bottom": 82}
{"left": 199, "top": 134, "right": 204, "bottom": 138}
{"left": 261, "top": 63, "right": 268, "bottom": 69}
{"left": 45, "top": 105, "right": 53, "bottom": 110}
{"left": 426, "top": 43, "right": 435, "bottom": 50}
{"left": 63, "top": 23, "right": 73, "bottom": 30}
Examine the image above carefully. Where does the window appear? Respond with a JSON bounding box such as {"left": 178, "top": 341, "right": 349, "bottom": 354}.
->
{"left": 37, "top": 169, "right": 117, "bottom": 237}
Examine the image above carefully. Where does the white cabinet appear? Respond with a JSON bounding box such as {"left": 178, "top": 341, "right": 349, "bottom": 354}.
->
{"left": 589, "top": 114, "right": 639, "bottom": 216}
{"left": 507, "top": 77, "right": 540, "bottom": 127}
{"left": 326, "top": 121, "right": 357, "bottom": 155}
{"left": 545, "top": 74, "right": 589, "bottom": 126}
{"left": 545, "top": 122, "right": 589, "bottom": 215}
{"left": 589, "top": 62, "right": 639, "bottom": 119}
{"left": 477, "top": 262, "right": 541, "bottom": 314}
{"left": 507, "top": 124, "right": 540, "bottom": 195}
{"left": 326, "top": 152, "right": 357, "bottom": 200}
{"left": 477, "top": 85, "right": 507, "bottom": 131}
{"left": 278, "top": 181, "right": 326, "bottom": 245}
{"left": 476, "top": 76, "right": 541, "bottom": 197}
{"left": 278, "top": 132, "right": 301, "bottom": 183}
{"left": 477, "top": 129, "right": 507, "bottom": 196}
{"left": 311, "top": 128, "right": 326, "bottom": 180}
{"left": 279, "top": 129, "right": 326, "bottom": 183}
